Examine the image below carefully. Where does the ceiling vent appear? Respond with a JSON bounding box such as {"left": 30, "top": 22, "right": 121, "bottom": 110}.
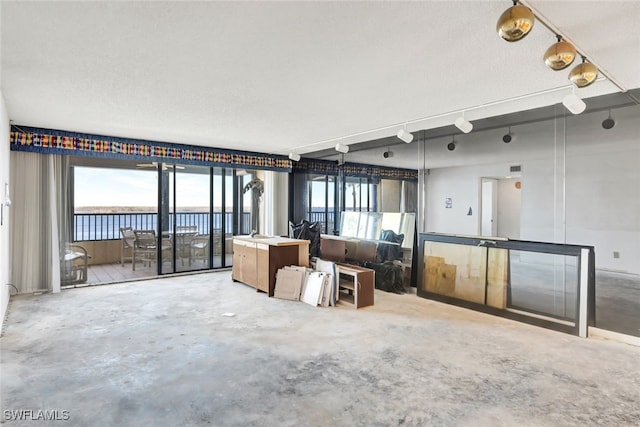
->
{"left": 510, "top": 165, "right": 522, "bottom": 173}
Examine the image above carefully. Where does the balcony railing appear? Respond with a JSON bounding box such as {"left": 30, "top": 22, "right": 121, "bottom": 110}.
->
{"left": 73, "top": 212, "right": 252, "bottom": 241}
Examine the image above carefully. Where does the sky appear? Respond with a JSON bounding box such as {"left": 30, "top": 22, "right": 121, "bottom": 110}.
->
{"left": 75, "top": 167, "right": 225, "bottom": 208}
{"left": 75, "top": 167, "right": 333, "bottom": 209}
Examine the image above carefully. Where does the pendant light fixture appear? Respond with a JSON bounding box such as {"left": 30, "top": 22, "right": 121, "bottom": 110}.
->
{"left": 502, "top": 127, "right": 513, "bottom": 143}
{"left": 447, "top": 137, "right": 456, "bottom": 151}
{"left": 496, "top": 0, "right": 535, "bottom": 42}
{"left": 602, "top": 110, "right": 615, "bottom": 130}
{"left": 569, "top": 56, "right": 598, "bottom": 88}
{"left": 544, "top": 35, "right": 576, "bottom": 70}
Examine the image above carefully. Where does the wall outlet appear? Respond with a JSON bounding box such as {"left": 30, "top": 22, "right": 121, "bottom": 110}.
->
{"left": 613, "top": 251, "right": 620, "bottom": 259}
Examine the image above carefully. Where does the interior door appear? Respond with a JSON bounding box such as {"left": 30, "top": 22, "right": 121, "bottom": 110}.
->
{"left": 481, "top": 178, "right": 498, "bottom": 237}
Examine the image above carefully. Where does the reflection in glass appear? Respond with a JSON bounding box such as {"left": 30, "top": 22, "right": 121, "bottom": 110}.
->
{"left": 422, "top": 241, "right": 488, "bottom": 305}
{"left": 340, "top": 211, "right": 415, "bottom": 250}
{"left": 508, "top": 251, "right": 578, "bottom": 321}
{"left": 340, "top": 212, "right": 360, "bottom": 238}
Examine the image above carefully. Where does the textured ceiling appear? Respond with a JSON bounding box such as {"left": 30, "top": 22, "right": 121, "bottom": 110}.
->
{"left": 2, "top": 1, "right": 639, "bottom": 165}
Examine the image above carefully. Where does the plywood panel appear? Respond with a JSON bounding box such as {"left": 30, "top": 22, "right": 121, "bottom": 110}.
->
{"left": 424, "top": 255, "right": 444, "bottom": 293}
{"left": 486, "top": 248, "right": 509, "bottom": 309}
{"left": 274, "top": 268, "right": 304, "bottom": 301}
{"left": 424, "top": 241, "right": 485, "bottom": 304}
{"left": 256, "top": 246, "right": 269, "bottom": 293}
{"left": 432, "top": 261, "right": 457, "bottom": 295}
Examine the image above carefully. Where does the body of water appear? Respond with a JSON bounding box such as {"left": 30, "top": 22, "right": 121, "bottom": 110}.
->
{"left": 73, "top": 212, "right": 250, "bottom": 241}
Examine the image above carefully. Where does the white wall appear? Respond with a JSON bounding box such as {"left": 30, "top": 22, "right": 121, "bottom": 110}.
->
{"left": 497, "top": 178, "right": 521, "bottom": 239}
{"left": 422, "top": 104, "right": 640, "bottom": 274}
{"left": 0, "top": 91, "right": 11, "bottom": 325}
{"left": 262, "top": 171, "right": 289, "bottom": 237}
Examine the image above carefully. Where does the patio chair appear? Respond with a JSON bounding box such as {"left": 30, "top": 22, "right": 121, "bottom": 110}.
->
{"left": 176, "top": 226, "right": 198, "bottom": 265}
{"left": 120, "top": 226, "right": 136, "bottom": 266}
{"left": 189, "top": 234, "right": 210, "bottom": 266}
{"left": 133, "top": 229, "right": 159, "bottom": 270}
{"left": 61, "top": 243, "right": 90, "bottom": 285}
{"left": 133, "top": 229, "right": 173, "bottom": 270}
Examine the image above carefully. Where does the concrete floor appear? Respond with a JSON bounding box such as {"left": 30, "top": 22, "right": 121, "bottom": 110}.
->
{"left": 595, "top": 270, "right": 640, "bottom": 337}
{"left": 2, "top": 272, "right": 640, "bottom": 426}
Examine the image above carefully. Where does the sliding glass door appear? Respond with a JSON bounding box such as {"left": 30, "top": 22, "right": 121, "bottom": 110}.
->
{"left": 68, "top": 157, "right": 255, "bottom": 282}
{"left": 160, "top": 165, "right": 250, "bottom": 273}
{"left": 161, "top": 164, "right": 211, "bottom": 273}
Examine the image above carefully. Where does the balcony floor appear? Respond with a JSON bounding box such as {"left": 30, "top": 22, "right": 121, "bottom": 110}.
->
{"left": 83, "top": 257, "right": 232, "bottom": 285}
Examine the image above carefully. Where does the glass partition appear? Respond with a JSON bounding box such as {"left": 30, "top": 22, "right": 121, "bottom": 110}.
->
{"left": 508, "top": 251, "right": 578, "bottom": 321}
{"left": 418, "top": 233, "right": 594, "bottom": 336}
{"left": 340, "top": 211, "right": 415, "bottom": 250}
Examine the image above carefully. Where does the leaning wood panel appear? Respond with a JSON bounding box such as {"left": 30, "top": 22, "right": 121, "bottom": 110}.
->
{"left": 256, "top": 246, "right": 270, "bottom": 293}
{"left": 266, "top": 245, "right": 300, "bottom": 297}
{"left": 486, "top": 248, "right": 509, "bottom": 309}
{"left": 423, "top": 241, "right": 485, "bottom": 304}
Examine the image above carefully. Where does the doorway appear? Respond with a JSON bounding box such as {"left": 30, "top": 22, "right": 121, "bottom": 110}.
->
{"left": 480, "top": 177, "right": 521, "bottom": 239}
{"left": 160, "top": 165, "right": 254, "bottom": 274}
{"left": 67, "top": 156, "right": 262, "bottom": 285}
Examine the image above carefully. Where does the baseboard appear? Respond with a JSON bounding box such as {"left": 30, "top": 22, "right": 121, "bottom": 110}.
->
{"left": 589, "top": 327, "right": 640, "bottom": 347}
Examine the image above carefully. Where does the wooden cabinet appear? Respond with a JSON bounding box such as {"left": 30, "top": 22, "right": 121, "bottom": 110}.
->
{"left": 232, "top": 236, "right": 310, "bottom": 296}
{"left": 336, "top": 263, "right": 374, "bottom": 309}
{"left": 232, "top": 239, "right": 258, "bottom": 285}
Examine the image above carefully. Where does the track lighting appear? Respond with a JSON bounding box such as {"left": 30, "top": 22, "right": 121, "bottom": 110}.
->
{"left": 544, "top": 36, "right": 576, "bottom": 71}
{"left": 602, "top": 110, "right": 615, "bottom": 130}
{"left": 288, "top": 152, "right": 301, "bottom": 162}
{"left": 397, "top": 128, "right": 414, "bottom": 144}
{"left": 496, "top": 1, "right": 535, "bottom": 42}
{"left": 334, "top": 143, "right": 349, "bottom": 154}
{"left": 502, "top": 127, "right": 513, "bottom": 143}
{"left": 454, "top": 114, "right": 473, "bottom": 134}
{"left": 569, "top": 56, "right": 598, "bottom": 88}
{"left": 562, "top": 90, "right": 586, "bottom": 115}
{"left": 447, "top": 137, "right": 456, "bottom": 151}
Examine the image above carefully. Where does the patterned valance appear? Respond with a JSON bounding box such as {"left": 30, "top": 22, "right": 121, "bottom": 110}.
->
{"left": 10, "top": 125, "right": 292, "bottom": 172}
{"left": 292, "top": 158, "right": 418, "bottom": 181}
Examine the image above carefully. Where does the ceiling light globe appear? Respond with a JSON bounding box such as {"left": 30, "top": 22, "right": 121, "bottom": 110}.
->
{"left": 602, "top": 118, "right": 615, "bottom": 130}
{"left": 496, "top": 3, "right": 535, "bottom": 42}
{"left": 543, "top": 40, "right": 576, "bottom": 70}
{"left": 569, "top": 61, "right": 598, "bottom": 88}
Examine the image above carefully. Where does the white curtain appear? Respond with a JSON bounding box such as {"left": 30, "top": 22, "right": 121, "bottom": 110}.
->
{"left": 263, "top": 171, "right": 289, "bottom": 237}
{"left": 10, "top": 152, "right": 68, "bottom": 293}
